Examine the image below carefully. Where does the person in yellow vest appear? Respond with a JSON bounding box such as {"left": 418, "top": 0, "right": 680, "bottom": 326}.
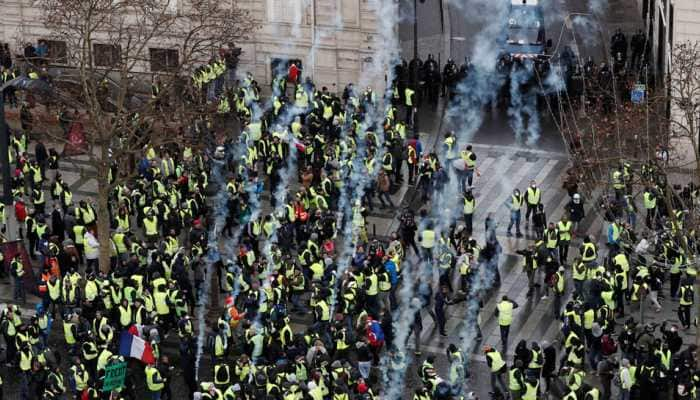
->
{"left": 552, "top": 266, "right": 566, "bottom": 318}
{"left": 443, "top": 131, "right": 457, "bottom": 161}
{"left": 524, "top": 180, "right": 541, "bottom": 228}
{"left": 522, "top": 375, "right": 539, "bottom": 400}
{"left": 70, "top": 357, "right": 90, "bottom": 396}
{"left": 580, "top": 236, "right": 597, "bottom": 265}
{"left": 460, "top": 145, "right": 477, "bottom": 188}
{"left": 143, "top": 210, "right": 159, "bottom": 244}
{"left": 11, "top": 255, "right": 26, "bottom": 303}
{"left": 484, "top": 345, "right": 508, "bottom": 396}
{"left": 557, "top": 215, "right": 572, "bottom": 265}
{"left": 496, "top": 295, "right": 519, "bottom": 353}
{"left": 463, "top": 189, "right": 476, "bottom": 235}
{"left": 508, "top": 360, "right": 525, "bottom": 400}
{"left": 507, "top": 188, "right": 524, "bottom": 237}
{"left": 145, "top": 363, "right": 166, "bottom": 399}
{"left": 643, "top": 186, "right": 657, "bottom": 229}
{"left": 18, "top": 342, "right": 33, "bottom": 398}
{"left": 84, "top": 228, "right": 100, "bottom": 274}
{"left": 404, "top": 86, "right": 416, "bottom": 126}
{"left": 418, "top": 220, "right": 436, "bottom": 262}
{"left": 619, "top": 358, "right": 633, "bottom": 400}
{"left": 678, "top": 281, "right": 694, "bottom": 329}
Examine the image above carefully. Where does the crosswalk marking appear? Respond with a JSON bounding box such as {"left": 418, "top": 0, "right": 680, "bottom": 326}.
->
{"left": 391, "top": 148, "right": 620, "bottom": 363}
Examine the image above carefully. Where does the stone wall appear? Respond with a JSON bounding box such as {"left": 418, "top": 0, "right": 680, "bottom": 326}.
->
{"left": 0, "top": 0, "right": 394, "bottom": 94}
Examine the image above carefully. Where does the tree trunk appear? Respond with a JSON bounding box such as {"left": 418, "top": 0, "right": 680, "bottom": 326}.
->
{"left": 696, "top": 272, "right": 700, "bottom": 369}
{"left": 97, "top": 163, "right": 112, "bottom": 274}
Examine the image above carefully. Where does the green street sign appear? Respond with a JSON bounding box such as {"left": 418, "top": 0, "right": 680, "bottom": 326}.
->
{"left": 102, "top": 361, "right": 127, "bottom": 392}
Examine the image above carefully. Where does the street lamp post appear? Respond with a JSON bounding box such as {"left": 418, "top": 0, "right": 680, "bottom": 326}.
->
{"left": 412, "top": 0, "right": 425, "bottom": 134}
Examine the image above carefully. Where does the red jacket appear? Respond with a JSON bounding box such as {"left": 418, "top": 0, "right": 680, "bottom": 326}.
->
{"left": 15, "top": 201, "right": 26, "bottom": 222}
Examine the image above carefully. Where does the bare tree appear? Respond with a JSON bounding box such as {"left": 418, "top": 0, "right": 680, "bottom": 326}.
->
{"left": 667, "top": 41, "right": 700, "bottom": 172}
{"left": 665, "top": 41, "right": 700, "bottom": 359}
{"left": 34, "top": 0, "right": 258, "bottom": 272}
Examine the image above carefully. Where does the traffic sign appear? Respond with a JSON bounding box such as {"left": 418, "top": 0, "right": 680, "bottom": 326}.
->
{"left": 631, "top": 84, "right": 646, "bottom": 104}
{"left": 102, "top": 361, "right": 127, "bottom": 392}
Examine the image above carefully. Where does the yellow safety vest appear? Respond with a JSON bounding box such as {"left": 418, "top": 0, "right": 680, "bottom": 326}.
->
{"left": 84, "top": 233, "right": 99, "bottom": 258}
{"left": 487, "top": 351, "right": 506, "bottom": 372}
{"left": 421, "top": 230, "right": 436, "bottom": 248}
{"left": 558, "top": 221, "right": 572, "bottom": 241}
{"left": 497, "top": 301, "right": 513, "bottom": 326}
{"left": 523, "top": 381, "right": 539, "bottom": 400}
{"left": 527, "top": 187, "right": 541, "bottom": 205}
{"left": 154, "top": 291, "right": 170, "bottom": 315}
{"left": 73, "top": 225, "right": 85, "bottom": 244}
{"left": 144, "top": 217, "right": 158, "bottom": 236}
{"left": 146, "top": 366, "right": 164, "bottom": 392}
{"left": 366, "top": 274, "right": 379, "bottom": 296}
{"left": 463, "top": 197, "right": 475, "bottom": 215}
{"left": 317, "top": 301, "right": 330, "bottom": 321}
{"left": 405, "top": 88, "right": 415, "bottom": 107}
{"left": 511, "top": 194, "right": 523, "bottom": 209}
{"left": 63, "top": 321, "right": 76, "bottom": 345}
{"left": 19, "top": 349, "right": 32, "bottom": 371}
{"left": 581, "top": 243, "right": 596, "bottom": 262}
{"left": 643, "top": 192, "right": 656, "bottom": 209}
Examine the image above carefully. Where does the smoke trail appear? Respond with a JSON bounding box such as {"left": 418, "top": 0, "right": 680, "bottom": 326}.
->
{"left": 381, "top": 259, "right": 423, "bottom": 400}
{"left": 507, "top": 63, "right": 542, "bottom": 146}
{"left": 194, "top": 143, "right": 233, "bottom": 380}
{"left": 330, "top": 0, "right": 402, "bottom": 315}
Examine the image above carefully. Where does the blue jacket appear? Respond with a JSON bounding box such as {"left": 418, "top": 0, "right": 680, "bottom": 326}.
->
{"left": 384, "top": 260, "right": 398, "bottom": 285}
{"left": 607, "top": 225, "right": 618, "bottom": 244}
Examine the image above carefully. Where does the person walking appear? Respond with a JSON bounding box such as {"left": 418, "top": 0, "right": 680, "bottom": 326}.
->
{"left": 376, "top": 170, "right": 395, "bottom": 208}
{"left": 495, "top": 295, "right": 518, "bottom": 353}
{"left": 434, "top": 285, "right": 452, "bottom": 336}
{"left": 557, "top": 215, "right": 572, "bottom": 265}
{"left": 678, "top": 279, "right": 694, "bottom": 330}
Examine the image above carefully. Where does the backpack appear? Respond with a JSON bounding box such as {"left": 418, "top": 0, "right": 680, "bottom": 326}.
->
{"left": 601, "top": 334, "right": 617, "bottom": 356}
{"left": 367, "top": 320, "right": 384, "bottom": 347}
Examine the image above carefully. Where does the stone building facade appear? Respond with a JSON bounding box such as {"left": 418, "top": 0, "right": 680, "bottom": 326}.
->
{"left": 0, "top": 0, "right": 391, "bottom": 91}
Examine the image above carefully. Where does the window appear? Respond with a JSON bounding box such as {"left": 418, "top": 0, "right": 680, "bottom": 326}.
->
{"left": 149, "top": 48, "right": 179, "bottom": 72}
{"left": 40, "top": 40, "right": 67, "bottom": 64}
{"left": 267, "top": 0, "right": 302, "bottom": 24}
{"left": 271, "top": 58, "right": 303, "bottom": 79}
{"left": 93, "top": 44, "right": 121, "bottom": 67}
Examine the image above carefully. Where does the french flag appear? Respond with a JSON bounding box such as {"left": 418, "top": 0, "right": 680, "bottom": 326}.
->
{"left": 118, "top": 329, "right": 156, "bottom": 365}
